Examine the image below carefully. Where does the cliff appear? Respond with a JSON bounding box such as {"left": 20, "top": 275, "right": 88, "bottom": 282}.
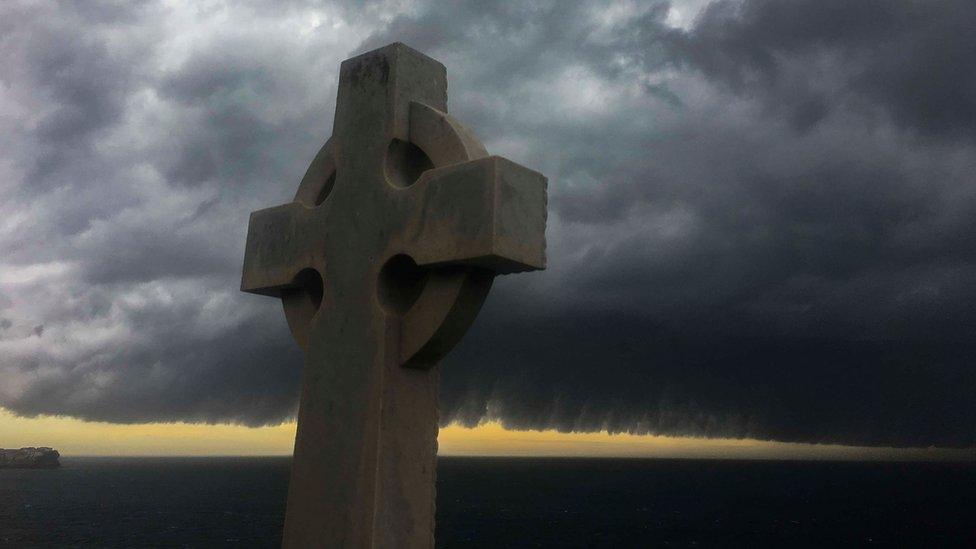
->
{"left": 0, "top": 447, "right": 61, "bottom": 469}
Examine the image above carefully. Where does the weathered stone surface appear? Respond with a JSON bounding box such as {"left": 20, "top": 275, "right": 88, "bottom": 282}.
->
{"left": 241, "top": 42, "right": 546, "bottom": 547}
{"left": 0, "top": 447, "right": 60, "bottom": 469}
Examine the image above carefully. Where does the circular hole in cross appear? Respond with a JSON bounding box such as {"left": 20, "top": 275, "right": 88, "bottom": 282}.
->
{"left": 385, "top": 139, "right": 433, "bottom": 188}
{"left": 285, "top": 268, "right": 324, "bottom": 314}
{"left": 378, "top": 254, "right": 428, "bottom": 315}
{"left": 314, "top": 172, "right": 336, "bottom": 206}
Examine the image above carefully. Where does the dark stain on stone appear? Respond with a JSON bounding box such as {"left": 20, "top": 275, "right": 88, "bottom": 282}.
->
{"left": 346, "top": 53, "right": 390, "bottom": 92}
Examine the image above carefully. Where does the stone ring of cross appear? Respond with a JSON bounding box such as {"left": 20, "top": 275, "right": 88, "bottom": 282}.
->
{"left": 281, "top": 101, "right": 506, "bottom": 367}
{"left": 243, "top": 44, "right": 546, "bottom": 369}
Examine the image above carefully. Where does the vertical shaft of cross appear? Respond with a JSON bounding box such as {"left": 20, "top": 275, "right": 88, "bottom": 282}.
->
{"left": 284, "top": 292, "right": 382, "bottom": 547}
{"left": 281, "top": 44, "right": 450, "bottom": 548}
{"left": 375, "top": 318, "right": 441, "bottom": 547}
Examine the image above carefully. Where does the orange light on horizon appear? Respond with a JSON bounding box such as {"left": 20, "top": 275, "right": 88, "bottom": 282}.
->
{"left": 0, "top": 408, "right": 970, "bottom": 461}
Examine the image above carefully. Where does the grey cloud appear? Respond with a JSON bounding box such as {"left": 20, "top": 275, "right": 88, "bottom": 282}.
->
{"left": 5, "top": 5, "right": 156, "bottom": 192}
{"left": 1, "top": 0, "right": 974, "bottom": 448}
{"left": 8, "top": 288, "right": 302, "bottom": 425}
{"left": 668, "top": 0, "right": 976, "bottom": 139}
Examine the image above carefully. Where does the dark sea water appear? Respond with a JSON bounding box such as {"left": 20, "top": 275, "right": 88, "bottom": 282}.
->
{"left": 1, "top": 457, "right": 974, "bottom": 547}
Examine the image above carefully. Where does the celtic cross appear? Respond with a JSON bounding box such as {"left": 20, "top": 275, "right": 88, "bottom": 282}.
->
{"left": 241, "top": 43, "right": 547, "bottom": 547}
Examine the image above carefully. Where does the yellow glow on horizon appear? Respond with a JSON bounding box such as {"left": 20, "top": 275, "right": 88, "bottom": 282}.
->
{"left": 438, "top": 422, "right": 972, "bottom": 461}
{"left": 0, "top": 409, "right": 296, "bottom": 456}
{"left": 0, "top": 409, "right": 971, "bottom": 461}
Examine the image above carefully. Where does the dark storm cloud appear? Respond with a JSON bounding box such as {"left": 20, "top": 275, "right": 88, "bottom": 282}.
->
{"left": 668, "top": 0, "right": 976, "bottom": 139}
{"left": 2, "top": 0, "right": 974, "bottom": 447}
{"left": 363, "top": 0, "right": 976, "bottom": 447}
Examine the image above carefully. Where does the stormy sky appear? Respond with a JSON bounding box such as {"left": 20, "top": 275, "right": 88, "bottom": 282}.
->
{"left": 2, "top": 0, "right": 974, "bottom": 448}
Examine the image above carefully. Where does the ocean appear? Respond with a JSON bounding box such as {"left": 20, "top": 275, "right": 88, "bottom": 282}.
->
{"left": 1, "top": 457, "right": 974, "bottom": 547}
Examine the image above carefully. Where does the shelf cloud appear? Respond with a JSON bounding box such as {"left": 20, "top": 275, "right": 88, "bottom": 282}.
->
{"left": 1, "top": 0, "right": 974, "bottom": 447}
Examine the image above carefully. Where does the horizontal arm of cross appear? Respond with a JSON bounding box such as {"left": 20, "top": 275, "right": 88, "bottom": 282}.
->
{"left": 404, "top": 156, "right": 547, "bottom": 274}
{"left": 241, "top": 202, "right": 320, "bottom": 296}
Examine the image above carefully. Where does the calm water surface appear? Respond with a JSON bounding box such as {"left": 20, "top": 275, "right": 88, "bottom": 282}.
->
{"left": 1, "top": 457, "right": 974, "bottom": 547}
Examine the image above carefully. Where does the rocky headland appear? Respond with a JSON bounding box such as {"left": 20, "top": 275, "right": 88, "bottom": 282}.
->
{"left": 0, "top": 447, "right": 61, "bottom": 469}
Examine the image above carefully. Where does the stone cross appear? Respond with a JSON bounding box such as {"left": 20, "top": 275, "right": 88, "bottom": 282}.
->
{"left": 241, "top": 43, "right": 547, "bottom": 547}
